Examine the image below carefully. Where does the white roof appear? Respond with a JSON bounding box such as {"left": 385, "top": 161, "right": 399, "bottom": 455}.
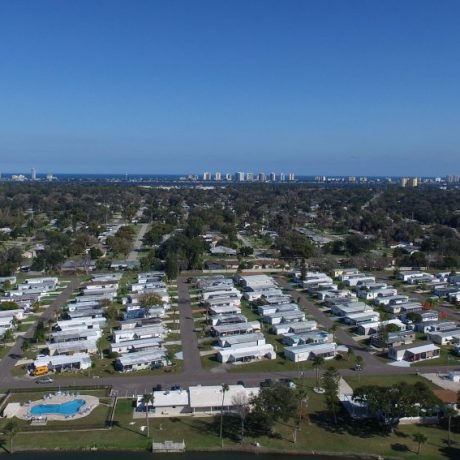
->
{"left": 285, "top": 342, "right": 337, "bottom": 354}
{"left": 213, "top": 321, "right": 260, "bottom": 333}
{"left": 406, "top": 343, "right": 440, "bottom": 353}
{"left": 111, "top": 337, "right": 163, "bottom": 349}
{"left": 47, "top": 339, "right": 97, "bottom": 353}
{"left": 153, "top": 390, "right": 189, "bottom": 407}
{"left": 34, "top": 352, "right": 91, "bottom": 367}
{"left": 117, "top": 349, "right": 166, "bottom": 366}
{"left": 189, "top": 385, "right": 259, "bottom": 408}
{"left": 220, "top": 332, "right": 265, "bottom": 345}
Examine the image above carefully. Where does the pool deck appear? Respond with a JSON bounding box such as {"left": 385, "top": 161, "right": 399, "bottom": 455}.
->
{"left": 6, "top": 394, "right": 99, "bottom": 421}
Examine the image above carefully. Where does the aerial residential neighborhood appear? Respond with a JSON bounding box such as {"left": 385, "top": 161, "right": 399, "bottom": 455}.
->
{"left": 1, "top": 181, "right": 460, "bottom": 459}
{"left": 2, "top": 1, "right": 460, "bottom": 459}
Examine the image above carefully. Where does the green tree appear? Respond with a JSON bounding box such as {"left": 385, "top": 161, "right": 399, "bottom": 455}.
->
{"left": 312, "top": 356, "right": 325, "bottom": 389}
{"left": 232, "top": 392, "right": 250, "bottom": 443}
{"left": 96, "top": 337, "right": 104, "bottom": 359}
{"left": 4, "top": 419, "right": 18, "bottom": 453}
{"left": 142, "top": 393, "right": 154, "bottom": 438}
{"left": 139, "top": 293, "right": 163, "bottom": 309}
{"left": 322, "top": 367, "right": 340, "bottom": 425}
{"left": 413, "top": 432, "right": 427, "bottom": 456}
{"left": 251, "top": 383, "right": 298, "bottom": 427}
{"left": 443, "top": 405, "right": 456, "bottom": 447}
{"left": 239, "top": 246, "right": 254, "bottom": 257}
{"left": 300, "top": 258, "right": 307, "bottom": 281}
{"left": 165, "top": 255, "right": 178, "bottom": 280}
{"left": 219, "top": 383, "right": 229, "bottom": 447}
{"left": 353, "top": 382, "right": 439, "bottom": 433}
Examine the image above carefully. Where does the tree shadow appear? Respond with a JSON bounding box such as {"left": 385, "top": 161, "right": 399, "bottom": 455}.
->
{"left": 309, "top": 409, "right": 388, "bottom": 439}
{"left": 439, "top": 446, "right": 460, "bottom": 460}
{"left": 391, "top": 443, "right": 410, "bottom": 453}
{"left": 0, "top": 437, "right": 9, "bottom": 453}
{"left": 111, "top": 420, "right": 148, "bottom": 437}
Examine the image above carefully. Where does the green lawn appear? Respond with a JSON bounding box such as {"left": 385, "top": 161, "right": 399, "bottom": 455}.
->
{"left": 414, "top": 348, "right": 460, "bottom": 367}
{"left": 226, "top": 353, "right": 352, "bottom": 374}
{"left": 345, "top": 374, "right": 441, "bottom": 390}
{"left": 6, "top": 391, "right": 460, "bottom": 459}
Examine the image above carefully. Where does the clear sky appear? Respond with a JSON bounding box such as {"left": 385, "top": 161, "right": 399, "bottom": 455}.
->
{"left": 1, "top": 0, "right": 460, "bottom": 176}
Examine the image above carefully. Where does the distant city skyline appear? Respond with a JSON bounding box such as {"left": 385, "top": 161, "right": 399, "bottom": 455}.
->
{"left": 1, "top": 1, "right": 460, "bottom": 175}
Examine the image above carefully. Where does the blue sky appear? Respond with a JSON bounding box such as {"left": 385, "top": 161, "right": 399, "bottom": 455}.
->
{"left": 1, "top": 0, "right": 459, "bottom": 175}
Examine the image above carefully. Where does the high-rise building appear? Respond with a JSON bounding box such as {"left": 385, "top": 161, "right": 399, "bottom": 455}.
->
{"left": 235, "top": 172, "right": 245, "bottom": 182}
{"left": 288, "top": 173, "right": 295, "bottom": 181}
{"left": 258, "top": 172, "right": 266, "bottom": 182}
{"left": 202, "top": 171, "right": 211, "bottom": 181}
{"left": 280, "top": 173, "right": 286, "bottom": 181}
{"left": 31, "top": 168, "right": 36, "bottom": 181}
{"left": 246, "top": 172, "right": 254, "bottom": 181}
{"left": 409, "top": 177, "right": 418, "bottom": 187}
{"left": 225, "top": 173, "right": 232, "bottom": 181}
{"left": 400, "top": 177, "right": 408, "bottom": 187}
{"left": 215, "top": 172, "right": 221, "bottom": 181}
{"left": 270, "top": 172, "right": 276, "bottom": 182}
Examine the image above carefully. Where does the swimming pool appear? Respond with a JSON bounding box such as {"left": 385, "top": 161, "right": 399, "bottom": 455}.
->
{"left": 31, "top": 399, "right": 86, "bottom": 416}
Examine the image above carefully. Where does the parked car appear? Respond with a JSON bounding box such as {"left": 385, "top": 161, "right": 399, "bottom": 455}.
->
{"left": 153, "top": 384, "right": 163, "bottom": 391}
{"left": 35, "top": 376, "right": 54, "bottom": 384}
{"left": 171, "top": 384, "right": 182, "bottom": 391}
{"left": 278, "top": 378, "right": 296, "bottom": 389}
{"left": 260, "top": 378, "right": 273, "bottom": 388}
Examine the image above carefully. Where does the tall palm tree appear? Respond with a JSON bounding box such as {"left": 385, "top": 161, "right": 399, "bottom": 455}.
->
{"left": 443, "top": 405, "right": 456, "bottom": 447}
{"left": 219, "top": 383, "right": 229, "bottom": 447}
{"left": 4, "top": 419, "right": 18, "bottom": 453}
{"left": 312, "top": 356, "right": 325, "bottom": 389}
{"left": 329, "top": 323, "right": 338, "bottom": 341}
{"left": 413, "top": 433, "right": 427, "bottom": 456}
{"left": 142, "top": 393, "right": 154, "bottom": 438}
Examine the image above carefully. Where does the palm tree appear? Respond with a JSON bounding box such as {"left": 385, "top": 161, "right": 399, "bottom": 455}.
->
{"left": 165, "top": 349, "right": 175, "bottom": 368}
{"left": 312, "top": 356, "right": 325, "bottom": 389}
{"left": 413, "top": 432, "right": 427, "bottom": 456}
{"left": 329, "top": 323, "right": 338, "bottom": 341}
{"left": 96, "top": 337, "right": 104, "bottom": 359}
{"left": 347, "top": 347, "right": 355, "bottom": 362}
{"left": 4, "top": 419, "right": 18, "bottom": 453}
{"left": 355, "top": 355, "right": 364, "bottom": 382}
{"left": 142, "top": 393, "right": 154, "bottom": 438}
{"left": 443, "top": 405, "right": 457, "bottom": 447}
{"left": 219, "top": 383, "right": 229, "bottom": 447}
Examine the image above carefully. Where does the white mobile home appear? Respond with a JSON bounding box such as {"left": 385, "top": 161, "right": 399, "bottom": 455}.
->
{"left": 284, "top": 342, "right": 337, "bottom": 362}
{"left": 217, "top": 343, "right": 276, "bottom": 363}
{"left": 115, "top": 349, "right": 167, "bottom": 372}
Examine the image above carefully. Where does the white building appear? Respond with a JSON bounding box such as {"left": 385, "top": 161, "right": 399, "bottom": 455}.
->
{"left": 217, "top": 343, "right": 276, "bottom": 363}
{"left": 284, "top": 342, "right": 337, "bottom": 362}
{"left": 115, "top": 349, "right": 167, "bottom": 372}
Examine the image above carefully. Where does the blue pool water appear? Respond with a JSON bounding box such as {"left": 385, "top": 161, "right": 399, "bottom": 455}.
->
{"left": 31, "top": 399, "right": 86, "bottom": 416}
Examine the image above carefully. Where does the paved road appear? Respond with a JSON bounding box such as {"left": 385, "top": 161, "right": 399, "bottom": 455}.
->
{"left": 127, "top": 223, "right": 149, "bottom": 261}
{"left": 176, "top": 277, "right": 203, "bottom": 374}
{"left": 0, "top": 277, "right": 80, "bottom": 388}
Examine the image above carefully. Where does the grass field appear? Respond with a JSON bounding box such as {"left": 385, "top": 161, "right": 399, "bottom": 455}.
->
{"left": 6, "top": 388, "right": 460, "bottom": 459}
